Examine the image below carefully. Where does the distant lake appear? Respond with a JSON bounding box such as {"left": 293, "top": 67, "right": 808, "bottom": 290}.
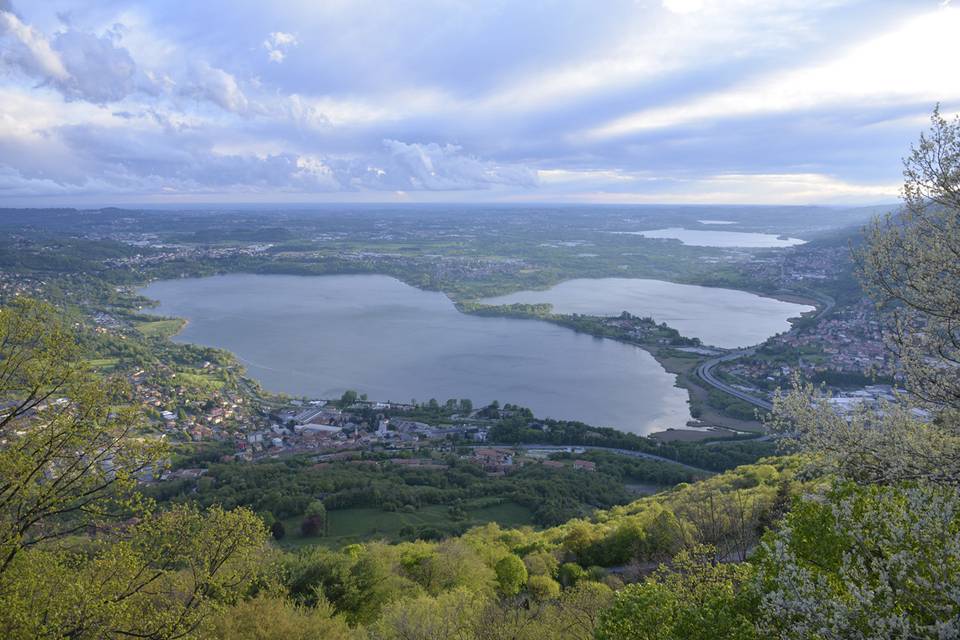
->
{"left": 481, "top": 278, "right": 814, "bottom": 348}
{"left": 617, "top": 227, "right": 806, "bottom": 248}
{"left": 140, "top": 274, "right": 691, "bottom": 434}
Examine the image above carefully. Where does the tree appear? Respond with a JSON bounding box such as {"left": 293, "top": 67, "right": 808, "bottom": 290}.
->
{"left": 522, "top": 550, "right": 558, "bottom": 577}
{"left": 771, "top": 384, "right": 960, "bottom": 486}
{"left": 301, "top": 500, "right": 327, "bottom": 537}
{"left": 1, "top": 505, "right": 267, "bottom": 639}
{"left": 204, "top": 594, "right": 354, "bottom": 640}
{"left": 0, "top": 300, "right": 268, "bottom": 639}
{"left": 858, "top": 106, "right": 960, "bottom": 412}
{"left": 494, "top": 554, "right": 528, "bottom": 596}
{"left": 0, "top": 298, "right": 164, "bottom": 574}
{"left": 340, "top": 546, "right": 425, "bottom": 625}
{"left": 762, "top": 108, "right": 960, "bottom": 636}
{"left": 553, "top": 581, "right": 615, "bottom": 640}
{"left": 339, "top": 390, "right": 358, "bottom": 406}
{"left": 771, "top": 107, "right": 960, "bottom": 486}
{"left": 371, "top": 587, "right": 483, "bottom": 640}
{"left": 596, "top": 546, "right": 759, "bottom": 640}
{"left": 271, "top": 520, "right": 286, "bottom": 540}
{"left": 754, "top": 482, "right": 960, "bottom": 639}
{"left": 526, "top": 575, "right": 561, "bottom": 600}
{"left": 259, "top": 511, "right": 276, "bottom": 529}
{"left": 557, "top": 562, "right": 586, "bottom": 588}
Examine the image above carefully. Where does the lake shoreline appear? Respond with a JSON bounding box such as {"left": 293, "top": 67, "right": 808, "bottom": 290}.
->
{"left": 140, "top": 273, "right": 693, "bottom": 435}
{"left": 137, "top": 271, "right": 813, "bottom": 439}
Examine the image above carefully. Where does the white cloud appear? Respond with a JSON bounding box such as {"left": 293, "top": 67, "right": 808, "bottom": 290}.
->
{"left": 50, "top": 29, "right": 142, "bottom": 103}
{"left": 0, "top": 0, "right": 946, "bottom": 202}
{"left": 181, "top": 63, "right": 249, "bottom": 113}
{"left": 382, "top": 139, "right": 538, "bottom": 190}
{"left": 586, "top": 6, "right": 960, "bottom": 138}
{"left": 538, "top": 168, "right": 641, "bottom": 184}
{"left": 552, "top": 172, "right": 898, "bottom": 205}
{"left": 263, "top": 31, "right": 297, "bottom": 63}
{"left": 0, "top": 9, "right": 69, "bottom": 80}
{"left": 475, "top": 0, "right": 835, "bottom": 114}
{"left": 284, "top": 89, "right": 450, "bottom": 127}
{"left": 293, "top": 154, "right": 338, "bottom": 188}
{"left": 662, "top": 0, "right": 704, "bottom": 15}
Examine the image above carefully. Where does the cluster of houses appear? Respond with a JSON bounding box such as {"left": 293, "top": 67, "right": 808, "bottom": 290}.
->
{"left": 743, "top": 244, "right": 849, "bottom": 287}
{"left": 0, "top": 271, "right": 46, "bottom": 302}
{"left": 719, "top": 298, "right": 896, "bottom": 400}
{"left": 778, "top": 300, "right": 893, "bottom": 374}
{"left": 129, "top": 365, "right": 260, "bottom": 443}
{"left": 103, "top": 242, "right": 273, "bottom": 269}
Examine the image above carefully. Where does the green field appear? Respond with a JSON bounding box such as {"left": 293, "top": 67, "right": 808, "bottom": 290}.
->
{"left": 135, "top": 318, "right": 185, "bottom": 338}
{"left": 86, "top": 357, "right": 120, "bottom": 371}
{"left": 278, "top": 499, "right": 535, "bottom": 549}
{"left": 171, "top": 370, "right": 225, "bottom": 391}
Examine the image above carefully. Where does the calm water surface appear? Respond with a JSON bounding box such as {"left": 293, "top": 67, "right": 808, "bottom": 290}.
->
{"left": 481, "top": 278, "right": 813, "bottom": 348}
{"left": 618, "top": 227, "right": 806, "bottom": 248}
{"left": 141, "top": 274, "right": 691, "bottom": 434}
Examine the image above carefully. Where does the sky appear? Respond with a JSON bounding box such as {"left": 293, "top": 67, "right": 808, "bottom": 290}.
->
{"left": 0, "top": 0, "right": 957, "bottom": 207}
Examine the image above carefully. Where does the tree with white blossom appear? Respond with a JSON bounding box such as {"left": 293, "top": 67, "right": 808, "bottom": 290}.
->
{"left": 760, "top": 108, "right": 960, "bottom": 638}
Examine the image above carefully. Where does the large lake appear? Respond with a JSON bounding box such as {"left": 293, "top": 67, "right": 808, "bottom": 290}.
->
{"left": 140, "top": 274, "right": 691, "bottom": 434}
{"left": 617, "top": 227, "right": 806, "bottom": 248}
{"left": 481, "top": 278, "right": 814, "bottom": 348}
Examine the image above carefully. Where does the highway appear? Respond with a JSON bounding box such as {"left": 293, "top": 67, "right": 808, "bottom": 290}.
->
{"left": 694, "top": 292, "right": 836, "bottom": 412}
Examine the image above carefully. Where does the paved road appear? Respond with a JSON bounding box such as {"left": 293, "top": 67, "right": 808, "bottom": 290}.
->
{"left": 695, "top": 292, "right": 836, "bottom": 412}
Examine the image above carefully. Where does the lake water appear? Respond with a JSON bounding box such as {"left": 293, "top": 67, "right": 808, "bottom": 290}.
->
{"left": 140, "top": 274, "right": 691, "bottom": 434}
{"left": 481, "top": 278, "right": 813, "bottom": 348}
{"left": 617, "top": 227, "right": 806, "bottom": 248}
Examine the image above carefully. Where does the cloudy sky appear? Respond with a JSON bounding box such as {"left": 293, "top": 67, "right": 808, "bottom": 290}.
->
{"left": 0, "top": 0, "right": 957, "bottom": 206}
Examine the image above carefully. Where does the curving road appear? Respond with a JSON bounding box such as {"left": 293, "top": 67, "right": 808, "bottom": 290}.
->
{"left": 695, "top": 292, "right": 836, "bottom": 412}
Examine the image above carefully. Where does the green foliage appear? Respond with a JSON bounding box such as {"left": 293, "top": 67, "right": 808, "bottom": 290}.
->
{"left": 706, "top": 389, "right": 757, "bottom": 421}
{"left": 858, "top": 106, "right": 960, "bottom": 411}
{"left": 135, "top": 318, "right": 185, "bottom": 338}
{"left": 149, "top": 453, "right": 633, "bottom": 532}
{"left": 0, "top": 298, "right": 164, "bottom": 570}
{"left": 596, "top": 546, "right": 759, "bottom": 640}
{"left": 754, "top": 482, "right": 960, "bottom": 639}
{"left": 339, "top": 389, "right": 359, "bottom": 406}
{"left": 488, "top": 416, "right": 773, "bottom": 472}
{"left": 494, "top": 554, "right": 528, "bottom": 596}
{"left": 526, "top": 574, "right": 561, "bottom": 600}
{"left": 205, "top": 595, "right": 356, "bottom": 639}
{"left": 522, "top": 550, "right": 558, "bottom": 577}
{"left": 301, "top": 501, "right": 327, "bottom": 537}
{"left": 371, "top": 587, "right": 482, "bottom": 640}
{"left": 0, "top": 300, "right": 268, "bottom": 639}
{"left": 0, "top": 505, "right": 267, "bottom": 639}
{"left": 558, "top": 562, "right": 587, "bottom": 587}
